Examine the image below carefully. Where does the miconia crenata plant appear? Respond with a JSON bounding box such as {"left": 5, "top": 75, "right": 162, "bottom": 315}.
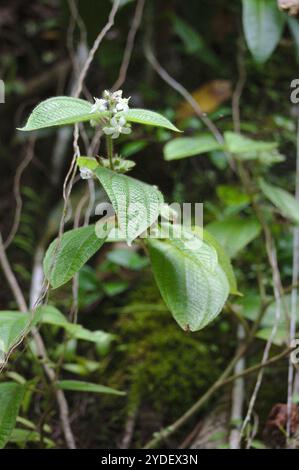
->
{"left": 17, "top": 89, "right": 237, "bottom": 333}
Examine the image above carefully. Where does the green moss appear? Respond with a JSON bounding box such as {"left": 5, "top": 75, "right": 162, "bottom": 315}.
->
{"left": 109, "top": 278, "right": 231, "bottom": 422}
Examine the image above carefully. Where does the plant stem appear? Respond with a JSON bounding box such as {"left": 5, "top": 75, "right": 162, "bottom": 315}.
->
{"left": 106, "top": 136, "right": 114, "bottom": 170}
{"left": 144, "top": 343, "right": 293, "bottom": 449}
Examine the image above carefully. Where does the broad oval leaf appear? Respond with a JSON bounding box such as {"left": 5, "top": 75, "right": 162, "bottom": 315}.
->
{"left": 202, "top": 229, "right": 239, "bottom": 295}
{"left": 95, "top": 167, "right": 164, "bottom": 245}
{"left": 164, "top": 135, "right": 222, "bottom": 161}
{"left": 242, "top": 0, "right": 285, "bottom": 64}
{"left": 0, "top": 382, "right": 24, "bottom": 448}
{"left": 44, "top": 224, "right": 109, "bottom": 289}
{"left": 259, "top": 178, "right": 299, "bottom": 224}
{"left": 57, "top": 380, "right": 125, "bottom": 396}
{"left": 125, "top": 109, "right": 181, "bottom": 132}
{"left": 17, "top": 97, "right": 107, "bottom": 132}
{"left": 224, "top": 131, "right": 278, "bottom": 155}
{"left": 207, "top": 216, "right": 261, "bottom": 258}
{"left": 37, "top": 305, "right": 113, "bottom": 344}
{"left": 224, "top": 131, "right": 284, "bottom": 165}
{"left": 0, "top": 311, "right": 37, "bottom": 357}
{"left": 147, "top": 228, "right": 229, "bottom": 332}
{"left": 18, "top": 98, "right": 180, "bottom": 133}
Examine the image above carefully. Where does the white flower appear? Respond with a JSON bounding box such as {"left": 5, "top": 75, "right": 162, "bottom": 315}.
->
{"left": 103, "top": 89, "right": 111, "bottom": 100}
{"left": 112, "top": 90, "right": 123, "bottom": 100}
{"left": 90, "top": 97, "right": 107, "bottom": 113}
{"left": 113, "top": 97, "right": 130, "bottom": 114}
{"left": 80, "top": 167, "right": 93, "bottom": 180}
{"left": 103, "top": 116, "right": 131, "bottom": 139}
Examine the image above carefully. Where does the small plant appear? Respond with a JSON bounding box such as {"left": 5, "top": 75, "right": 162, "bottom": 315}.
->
{"left": 13, "top": 89, "right": 237, "bottom": 335}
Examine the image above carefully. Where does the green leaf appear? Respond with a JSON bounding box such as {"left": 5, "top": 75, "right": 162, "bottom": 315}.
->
{"left": 125, "top": 109, "right": 181, "bottom": 132}
{"left": 255, "top": 327, "right": 287, "bottom": 346}
{"left": 202, "top": 229, "right": 239, "bottom": 295}
{"left": 38, "top": 305, "right": 113, "bottom": 344}
{"left": 259, "top": 178, "right": 299, "bottom": 224}
{"left": 8, "top": 429, "right": 54, "bottom": 447}
{"left": 103, "top": 280, "right": 129, "bottom": 297}
{"left": 44, "top": 225, "right": 109, "bottom": 289}
{"left": 107, "top": 248, "right": 148, "bottom": 270}
{"left": 77, "top": 157, "right": 99, "bottom": 171}
{"left": 243, "top": 293, "right": 299, "bottom": 346}
{"left": 0, "top": 382, "right": 24, "bottom": 448}
{"left": 0, "top": 311, "right": 38, "bottom": 356}
{"left": 95, "top": 167, "right": 164, "bottom": 245}
{"left": 288, "top": 17, "right": 299, "bottom": 62}
{"left": 217, "top": 185, "right": 250, "bottom": 208}
{"left": 242, "top": 0, "right": 285, "bottom": 63}
{"left": 17, "top": 96, "right": 179, "bottom": 133}
{"left": 164, "top": 135, "right": 222, "bottom": 161}
{"left": 57, "top": 380, "right": 125, "bottom": 396}
{"left": 263, "top": 294, "right": 299, "bottom": 328}
{"left": 172, "top": 15, "right": 220, "bottom": 68}
{"left": 207, "top": 216, "right": 261, "bottom": 258}
{"left": 224, "top": 131, "right": 277, "bottom": 156}
{"left": 147, "top": 226, "right": 229, "bottom": 332}
{"left": 239, "top": 292, "right": 298, "bottom": 346}
{"left": 17, "top": 97, "right": 107, "bottom": 132}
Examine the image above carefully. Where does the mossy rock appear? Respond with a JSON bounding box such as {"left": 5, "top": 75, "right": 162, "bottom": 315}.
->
{"left": 107, "top": 279, "right": 233, "bottom": 426}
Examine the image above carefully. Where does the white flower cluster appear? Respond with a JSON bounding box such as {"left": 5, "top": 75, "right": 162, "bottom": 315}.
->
{"left": 79, "top": 167, "right": 93, "bottom": 180}
{"left": 90, "top": 89, "right": 131, "bottom": 139}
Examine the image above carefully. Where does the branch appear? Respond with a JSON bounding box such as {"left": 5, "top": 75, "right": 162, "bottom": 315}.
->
{"left": 286, "top": 114, "right": 299, "bottom": 442}
{"left": 144, "top": 345, "right": 293, "bottom": 449}
{"left": 73, "top": 0, "right": 121, "bottom": 98}
{"left": 0, "top": 233, "right": 76, "bottom": 449}
{"left": 112, "top": 0, "right": 146, "bottom": 91}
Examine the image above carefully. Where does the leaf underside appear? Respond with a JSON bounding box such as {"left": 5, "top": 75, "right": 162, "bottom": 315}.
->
{"left": 259, "top": 178, "right": 299, "bottom": 224}
{"left": 95, "top": 167, "right": 164, "bottom": 245}
{"left": 43, "top": 225, "right": 107, "bottom": 289}
{"left": 147, "top": 227, "right": 229, "bottom": 332}
{"left": 164, "top": 135, "right": 222, "bottom": 161}
{"left": 18, "top": 96, "right": 180, "bottom": 133}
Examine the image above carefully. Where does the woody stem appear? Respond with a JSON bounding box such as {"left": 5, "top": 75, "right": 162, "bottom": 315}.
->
{"left": 106, "top": 136, "right": 114, "bottom": 170}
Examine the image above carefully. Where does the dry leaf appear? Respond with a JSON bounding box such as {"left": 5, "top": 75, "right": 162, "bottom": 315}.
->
{"left": 278, "top": 0, "right": 299, "bottom": 15}
{"left": 176, "top": 80, "right": 232, "bottom": 121}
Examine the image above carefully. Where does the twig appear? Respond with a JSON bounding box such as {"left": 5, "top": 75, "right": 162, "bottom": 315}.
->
{"left": 4, "top": 137, "right": 35, "bottom": 249}
{"left": 119, "top": 405, "right": 139, "bottom": 449}
{"left": 112, "top": 0, "right": 146, "bottom": 91}
{"left": 144, "top": 43, "right": 224, "bottom": 144}
{"left": 286, "top": 115, "right": 299, "bottom": 442}
{"left": 0, "top": 233, "right": 76, "bottom": 449}
{"left": 240, "top": 245, "right": 282, "bottom": 448}
{"left": 143, "top": 303, "right": 268, "bottom": 448}
{"left": 144, "top": 341, "right": 292, "bottom": 449}
{"left": 144, "top": 42, "right": 285, "bottom": 448}
{"left": 73, "top": 0, "right": 121, "bottom": 98}
{"left": 222, "top": 347, "right": 293, "bottom": 387}
{"left": 229, "top": 43, "right": 247, "bottom": 449}
{"left": 0, "top": 232, "right": 27, "bottom": 312}
{"left": 67, "top": 0, "right": 88, "bottom": 83}
{"left": 231, "top": 40, "right": 246, "bottom": 134}
{"left": 229, "top": 325, "right": 245, "bottom": 449}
